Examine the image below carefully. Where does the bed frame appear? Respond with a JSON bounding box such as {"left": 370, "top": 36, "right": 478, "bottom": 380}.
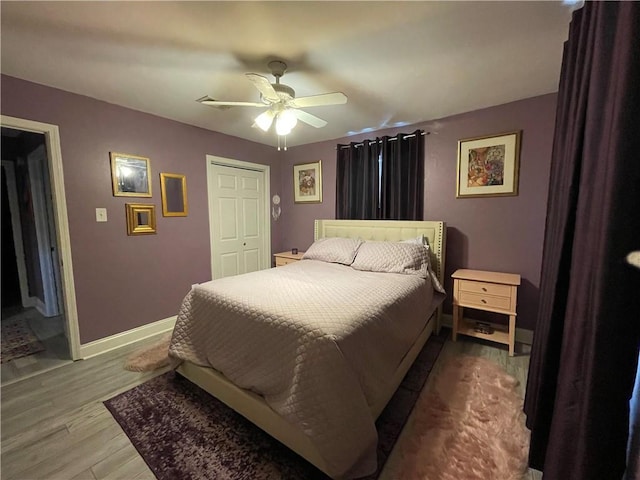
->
{"left": 176, "top": 219, "right": 446, "bottom": 478}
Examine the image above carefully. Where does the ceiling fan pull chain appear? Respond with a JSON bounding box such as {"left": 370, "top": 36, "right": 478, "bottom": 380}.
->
{"left": 276, "top": 135, "right": 288, "bottom": 151}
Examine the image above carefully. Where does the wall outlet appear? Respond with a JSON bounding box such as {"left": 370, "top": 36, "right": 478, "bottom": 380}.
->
{"left": 95, "top": 208, "right": 108, "bottom": 222}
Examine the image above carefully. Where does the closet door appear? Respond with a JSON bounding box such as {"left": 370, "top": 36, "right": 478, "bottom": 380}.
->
{"left": 207, "top": 158, "right": 269, "bottom": 279}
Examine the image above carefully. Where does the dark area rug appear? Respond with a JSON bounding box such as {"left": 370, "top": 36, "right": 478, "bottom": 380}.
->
{"left": 1, "top": 316, "right": 45, "bottom": 364}
{"left": 104, "top": 331, "right": 446, "bottom": 480}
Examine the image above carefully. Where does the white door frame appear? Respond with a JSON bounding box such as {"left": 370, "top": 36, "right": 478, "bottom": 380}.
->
{"left": 1, "top": 115, "right": 81, "bottom": 360}
{"left": 28, "top": 145, "right": 61, "bottom": 317}
{"left": 206, "top": 155, "right": 271, "bottom": 278}
{"left": 1, "top": 160, "right": 31, "bottom": 308}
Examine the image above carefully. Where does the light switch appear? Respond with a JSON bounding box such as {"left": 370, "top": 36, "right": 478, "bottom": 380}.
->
{"left": 96, "top": 208, "right": 108, "bottom": 222}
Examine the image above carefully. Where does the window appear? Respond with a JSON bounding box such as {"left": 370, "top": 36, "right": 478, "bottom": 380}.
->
{"left": 336, "top": 130, "right": 424, "bottom": 220}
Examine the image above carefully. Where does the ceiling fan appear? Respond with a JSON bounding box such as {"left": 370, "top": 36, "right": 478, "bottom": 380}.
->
{"left": 197, "top": 61, "right": 347, "bottom": 138}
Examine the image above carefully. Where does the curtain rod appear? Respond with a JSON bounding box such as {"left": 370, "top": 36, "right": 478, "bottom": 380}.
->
{"left": 336, "top": 130, "right": 429, "bottom": 149}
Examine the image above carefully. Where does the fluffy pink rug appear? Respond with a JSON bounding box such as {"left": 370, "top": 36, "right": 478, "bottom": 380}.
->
{"left": 123, "top": 334, "right": 173, "bottom": 372}
{"left": 398, "top": 356, "right": 530, "bottom": 480}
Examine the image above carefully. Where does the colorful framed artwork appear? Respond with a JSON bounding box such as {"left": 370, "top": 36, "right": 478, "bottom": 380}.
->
{"left": 456, "top": 131, "right": 522, "bottom": 198}
{"left": 293, "top": 160, "right": 322, "bottom": 204}
{"left": 110, "top": 152, "right": 152, "bottom": 197}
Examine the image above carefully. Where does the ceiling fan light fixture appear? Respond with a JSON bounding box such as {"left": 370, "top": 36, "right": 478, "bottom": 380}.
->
{"left": 276, "top": 108, "right": 298, "bottom": 136}
{"left": 254, "top": 110, "right": 275, "bottom": 132}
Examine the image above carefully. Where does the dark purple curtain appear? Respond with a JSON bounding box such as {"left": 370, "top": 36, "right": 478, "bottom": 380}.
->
{"left": 524, "top": 3, "right": 640, "bottom": 479}
{"left": 335, "top": 139, "right": 380, "bottom": 219}
{"left": 380, "top": 130, "right": 424, "bottom": 220}
{"left": 336, "top": 130, "right": 424, "bottom": 220}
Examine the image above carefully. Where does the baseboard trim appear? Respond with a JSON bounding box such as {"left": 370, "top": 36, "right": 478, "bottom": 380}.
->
{"left": 441, "top": 313, "right": 534, "bottom": 345}
{"left": 28, "top": 297, "right": 46, "bottom": 316}
{"left": 79, "top": 315, "right": 177, "bottom": 359}
{"left": 77, "top": 313, "right": 532, "bottom": 360}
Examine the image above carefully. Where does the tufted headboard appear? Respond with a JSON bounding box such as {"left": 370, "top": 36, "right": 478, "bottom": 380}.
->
{"left": 314, "top": 219, "right": 446, "bottom": 288}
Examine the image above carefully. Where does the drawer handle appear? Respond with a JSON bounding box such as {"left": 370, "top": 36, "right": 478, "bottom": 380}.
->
{"left": 482, "top": 287, "right": 487, "bottom": 292}
{"left": 481, "top": 299, "right": 487, "bottom": 304}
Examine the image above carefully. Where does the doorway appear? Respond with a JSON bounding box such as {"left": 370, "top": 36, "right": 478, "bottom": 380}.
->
{"left": 1, "top": 115, "right": 80, "bottom": 383}
{"left": 206, "top": 155, "right": 271, "bottom": 279}
{"left": 1, "top": 129, "right": 68, "bottom": 382}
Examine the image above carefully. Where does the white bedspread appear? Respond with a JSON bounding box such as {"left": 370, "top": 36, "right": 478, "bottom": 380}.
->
{"left": 169, "top": 259, "right": 434, "bottom": 478}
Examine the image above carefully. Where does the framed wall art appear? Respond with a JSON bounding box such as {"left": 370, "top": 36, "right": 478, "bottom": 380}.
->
{"left": 456, "top": 131, "right": 522, "bottom": 198}
{"left": 125, "top": 203, "right": 157, "bottom": 235}
{"left": 160, "top": 172, "right": 188, "bottom": 217}
{"left": 293, "top": 160, "right": 322, "bottom": 204}
{"left": 110, "top": 152, "right": 152, "bottom": 197}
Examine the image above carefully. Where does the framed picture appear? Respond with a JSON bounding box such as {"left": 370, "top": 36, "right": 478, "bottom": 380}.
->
{"left": 160, "top": 173, "right": 188, "bottom": 217}
{"left": 293, "top": 160, "right": 322, "bottom": 203}
{"left": 125, "top": 203, "right": 157, "bottom": 235}
{"left": 456, "top": 131, "right": 522, "bottom": 198}
{"left": 110, "top": 152, "right": 152, "bottom": 197}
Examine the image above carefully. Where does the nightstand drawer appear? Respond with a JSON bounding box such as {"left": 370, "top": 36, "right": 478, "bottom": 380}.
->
{"left": 275, "top": 257, "right": 297, "bottom": 266}
{"left": 458, "top": 291, "right": 512, "bottom": 311}
{"left": 273, "top": 251, "right": 305, "bottom": 267}
{"left": 458, "top": 280, "right": 511, "bottom": 297}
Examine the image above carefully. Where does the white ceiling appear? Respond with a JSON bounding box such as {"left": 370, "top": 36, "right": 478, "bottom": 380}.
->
{"left": 1, "top": 2, "right": 572, "bottom": 148}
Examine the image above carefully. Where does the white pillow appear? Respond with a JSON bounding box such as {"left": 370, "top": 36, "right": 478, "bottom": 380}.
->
{"left": 351, "top": 241, "right": 429, "bottom": 278}
{"left": 401, "top": 235, "right": 445, "bottom": 293}
{"left": 302, "top": 237, "right": 363, "bottom": 265}
{"left": 400, "top": 235, "right": 426, "bottom": 246}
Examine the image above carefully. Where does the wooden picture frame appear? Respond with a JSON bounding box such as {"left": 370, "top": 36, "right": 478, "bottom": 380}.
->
{"left": 456, "top": 131, "right": 521, "bottom": 198}
{"left": 125, "top": 203, "right": 156, "bottom": 235}
{"left": 293, "top": 160, "right": 322, "bottom": 204}
{"left": 110, "top": 152, "right": 152, "bottom": 197}
{"left": 160, "top": 173, "right": 188, "bottom": 217}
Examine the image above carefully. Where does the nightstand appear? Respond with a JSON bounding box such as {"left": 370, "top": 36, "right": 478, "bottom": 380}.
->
{"left": 452, "top": 269, "right": 521, "bottom": 356}
{"left": 273, "top": 251, "right": 305, "bottom": 267}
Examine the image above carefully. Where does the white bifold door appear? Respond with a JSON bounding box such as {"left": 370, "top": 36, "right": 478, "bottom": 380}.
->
{"left": 207, "top": 159, "right": 270, "bottom": 279}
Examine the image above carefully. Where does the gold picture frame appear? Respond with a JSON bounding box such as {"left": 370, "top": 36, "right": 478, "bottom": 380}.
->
{"left": 456, "top": 131, "right": 522, "bottom": 198}
{"left": 125, "top": 203, "right": 157, "bottom": 235}
{"left": 160, "top": 173, "right": 188, "bottom": 217}
{"left": 110, "top": 152, "right": 152, "bottom": 197}
{"left": 293, "top": 160, "right": 322, "bottom": 203}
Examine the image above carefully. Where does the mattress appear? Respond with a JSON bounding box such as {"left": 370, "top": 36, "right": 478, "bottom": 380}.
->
{"left": 169, "top": 259, "right": 435, "bottom": 478}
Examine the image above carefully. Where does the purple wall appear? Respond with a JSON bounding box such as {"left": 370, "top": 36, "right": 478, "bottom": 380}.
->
{"left": 1, "top": 74, "right": 555, "bottom": 338}
{"left": 1, "top": 75, "right": 283, "bottom": 343}
{"left": 279, "top": 94, "right": 557, "bottom": 331}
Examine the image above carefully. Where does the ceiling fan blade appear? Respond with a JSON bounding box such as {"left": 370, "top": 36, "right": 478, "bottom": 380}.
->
{"left": 198, "top": 96, "right": 266, "bottom": 107}
{"left": 289, "top": 92, "right": 347, "bottom": 109}
{"left": 293, "top": 109, "right": 328, "bottom": 128}
{"left": 245, "top": 73, "right": 280, "bottom": 103}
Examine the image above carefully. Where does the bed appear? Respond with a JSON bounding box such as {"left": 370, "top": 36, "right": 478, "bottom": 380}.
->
{"left": 169, "top": 219, "right": 446, "bottom": 479}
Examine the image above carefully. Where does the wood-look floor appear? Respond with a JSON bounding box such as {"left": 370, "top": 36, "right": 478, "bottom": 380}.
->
{"left": 0, "top": 332, "right": 542, "bottom": 480}
{"left": 1, "top": 308, "right": 71, "bottom": 385}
